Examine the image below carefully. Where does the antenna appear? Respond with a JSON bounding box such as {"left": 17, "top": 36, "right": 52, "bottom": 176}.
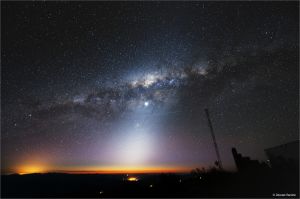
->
{"left": 204, "top": 108, "right": 223, "bottom": 170}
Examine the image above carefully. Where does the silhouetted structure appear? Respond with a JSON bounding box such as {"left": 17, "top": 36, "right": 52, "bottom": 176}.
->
{"left": 265, "top": 140, "right": 299, "bottom": 171}
{"left": 232, "top": 148, "right": 268, "bottom": 172}
{"left": 204, "top": 108, "right": 223, "bottom": 170}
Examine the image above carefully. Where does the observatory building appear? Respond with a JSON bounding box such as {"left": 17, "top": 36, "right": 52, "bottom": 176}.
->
{"left": 264, "top": 140, "right": 299, "bottom": 171}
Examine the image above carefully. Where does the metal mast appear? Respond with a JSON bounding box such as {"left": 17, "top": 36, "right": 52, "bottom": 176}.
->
{"left": 204, "top": 108, "right": 223, "bottom": 170}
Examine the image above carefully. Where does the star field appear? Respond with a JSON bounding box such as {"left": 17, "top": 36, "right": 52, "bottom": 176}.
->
{"left": 1, "top": 1, "right": 299, "bottom": 174}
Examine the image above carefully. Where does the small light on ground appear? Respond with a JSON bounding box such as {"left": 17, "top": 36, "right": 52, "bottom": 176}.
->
{"left": 127, "top": 177, "right": 139, "bottom": 181}
{"left": 149, "top": 184, "right": 153, "bottom": 188}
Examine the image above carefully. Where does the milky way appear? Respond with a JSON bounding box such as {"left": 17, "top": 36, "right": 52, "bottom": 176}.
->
{"left": 1, "top": 1, "right": 299, "bottom": 174}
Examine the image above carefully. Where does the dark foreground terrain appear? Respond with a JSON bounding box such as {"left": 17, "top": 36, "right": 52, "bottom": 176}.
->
{"left": 1, "top": 168, "right": 299, "bottom": 198}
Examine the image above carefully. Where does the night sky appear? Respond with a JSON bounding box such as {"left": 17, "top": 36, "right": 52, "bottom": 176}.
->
{"left": 1, "top": 1, "right": 299, "bottom": 174}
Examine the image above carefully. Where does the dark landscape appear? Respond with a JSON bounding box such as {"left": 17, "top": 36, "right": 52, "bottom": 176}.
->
{"left": 2, "top": 144, "right": 299, "bottom": 198}
{"left": 2, "top": 168, "right": 298, "bottom": 198}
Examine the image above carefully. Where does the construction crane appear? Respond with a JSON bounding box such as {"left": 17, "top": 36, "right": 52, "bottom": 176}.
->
{"left": 204, "top": 108, "right": 223, "bottom": 170}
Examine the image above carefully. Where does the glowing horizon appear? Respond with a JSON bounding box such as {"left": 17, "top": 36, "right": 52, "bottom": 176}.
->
{"left": 4, "top": 164, "right": 195, "bottom": 175}
{"left": 6, "top": 167, "right": 192, "bottom": 175}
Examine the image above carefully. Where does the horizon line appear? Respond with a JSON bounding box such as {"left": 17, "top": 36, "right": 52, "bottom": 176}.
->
{"left": 2, "top": 167, "right": 195, "bottom": 175}
{"left": 3, "top": 169, "right": 192, "bottom": 175}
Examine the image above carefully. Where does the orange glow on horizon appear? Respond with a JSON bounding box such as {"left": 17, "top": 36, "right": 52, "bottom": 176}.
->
{"left": 17, "top": 165, "right": 48, "bottom": 175}
{"left": 58, "top": 165, "right": 191, "bottom": 174}
{"left": 13, "top": 165, "right": 193, "bottom": 175}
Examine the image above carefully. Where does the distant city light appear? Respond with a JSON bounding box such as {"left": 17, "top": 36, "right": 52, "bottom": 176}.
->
{"left": 18, "top": 164, "right": 46, "bottom": 175}
{"left": 127, "top": 177, "right": 139, "bottom": 181}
